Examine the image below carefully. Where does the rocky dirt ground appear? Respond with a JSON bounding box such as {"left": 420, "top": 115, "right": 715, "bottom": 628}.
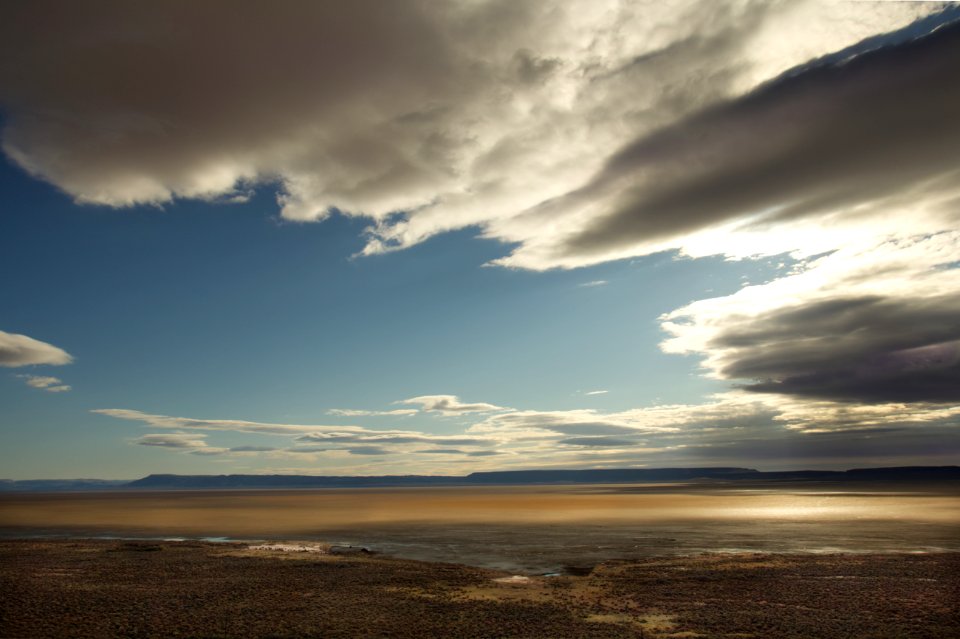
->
{"left": 1, "top": 540, "right": 957, "bottom": 638}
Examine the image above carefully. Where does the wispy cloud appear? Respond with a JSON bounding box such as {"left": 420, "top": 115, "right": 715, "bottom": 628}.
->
{"left": 98, "top": 406, "right": 499, "bottom": 460}
{"left": 18, "top": 374, "right": 71, "bottom": 393}
{"left": 578, "top": 280, "right": 608, "bottom": 288}
{"left": 93, "top": 409, "right": 340, "bottom": 435}
{"left": 327, "top": 408, "right": 418, "bottom": 417}
{"left": 133, "top": 433, "right": 228, "bottom": 456}
{"left": 105, "top": 387, "right": 960, "bottom": 470}
{"left": 584, "top": 390, "right": 609, "bottom": 396}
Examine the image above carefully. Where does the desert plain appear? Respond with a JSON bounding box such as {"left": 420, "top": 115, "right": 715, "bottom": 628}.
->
{"left": 2, "top": 482, "right": 958, "bottom": 637}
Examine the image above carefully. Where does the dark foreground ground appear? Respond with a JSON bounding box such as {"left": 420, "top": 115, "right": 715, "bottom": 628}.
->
{"left": 1, "top": 541, "right": 957, "bottom": 639}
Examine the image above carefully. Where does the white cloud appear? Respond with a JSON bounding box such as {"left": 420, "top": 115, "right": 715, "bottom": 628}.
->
{"left": 99, "top": 407, "right": 499, "bottom": 460}
{"left": 401, "top": 394, "right": 506, "bottom": 415}
{"left": 18, "top": 374, "right": 71, "bottom": 393}
{"left": 0, "top": 1, "right": 941, "bottom": 271}
{"left": 584, "top": 390, "right": 609, "bottom": 396}
{"left": 661, "top": 232, "right": 960, "bottom": 403}
{"left": 107, "top": 386, "right": 958, "bottom": 470}
{"left": 578, "top": 280, "right": 608, "bottom": 288}
{"left": 0, "top": 330, "right": 72, "bottom": 367}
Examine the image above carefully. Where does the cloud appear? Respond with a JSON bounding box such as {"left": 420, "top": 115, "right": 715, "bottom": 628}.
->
{"left": 189, "top": 449, "right": 229, "bottom": 457}
{"left": 327, "top": 408, "right": 419, "bottom": 417}
{"left": 109, "top": 386, "right": 959, "bottom": 470}
{"left": 296, "top": 432, "right": 487, "bottom": 446}
{"left": 468, "top": 408, "right": 683, "bottom": 437}
{"left": 285, "top": 445, "right": 395, "bottom": 456}
{"left": 584, "top": 390, "right": 609, "bottom": 396}
{"left": 135, "top": 433, "right": 207, "bottom": 449}
{"left": 133, "top": 433, "right": 226, "bottom": 456}
{"left": 98, "top": 406, "right": 500, "bottom": 460}
{"left": 462, "top": 391, "right": 960, "bottom": 470}
{"left": 662, "top": 233, "right": 960, "bottom": 403}
{"left": 346, "top": 446, "right": 393, "bottom": 456}
{"left": 578, "top": 281, "right": 608, "bottom": 288}
{"left": 0, "top": 331, "right": 72, "bottom": 367}
{"left": 416, "top": 448, "right": 467, "bottom": 455}
{"left": 0, "top": 0, "right": 939, "bottom": 270}
{"left": 401, "top": 394, "right": 506, "bottom": 415}
{"left": 491, "top": 12, "right": 960, "bottom": 269}
{"left": 558, "top": 437, "right": 639, "bottom": 448}
{"left": 18, "top": 375, "right": 71, "bottom": 393}
{"left": 93, "top": 408, "right": 345, "bottom": 435}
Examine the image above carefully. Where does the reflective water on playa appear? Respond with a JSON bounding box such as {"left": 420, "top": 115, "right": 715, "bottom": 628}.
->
{"left": 2, "top": 482, "right": 958, "bottom": 573}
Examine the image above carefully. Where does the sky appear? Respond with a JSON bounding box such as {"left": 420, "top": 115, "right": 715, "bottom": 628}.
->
{"left": 2, "top": 1, "right": 959, "bottom": 479}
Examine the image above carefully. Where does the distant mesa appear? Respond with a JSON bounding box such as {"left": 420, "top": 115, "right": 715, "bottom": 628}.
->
{"left": 1, "top": 466, "right": 957, "bottom": 491}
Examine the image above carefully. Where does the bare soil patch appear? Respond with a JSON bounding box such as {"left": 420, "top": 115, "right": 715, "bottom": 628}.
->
{"left": 1, "top": 541, "right": 957, "bottom": 638}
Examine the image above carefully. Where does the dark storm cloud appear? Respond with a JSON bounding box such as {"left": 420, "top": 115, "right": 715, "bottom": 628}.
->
{"left": 711, "top": 294, "right": 960, "bottom": 403}
{"left": 670, "top": 422, "right": 960, "bottom": 466}
{"left": 0, "top": 0, "right": 491, "bottom": 208}
{"left": 559, "top": 17, "right": 960, "bottom": 257}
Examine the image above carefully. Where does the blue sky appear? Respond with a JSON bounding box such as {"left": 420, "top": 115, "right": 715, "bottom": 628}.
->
{"left": 2, "top": 2, "right": 959, "bottom": 478}
{"left": 1, "top": 156, "right": 786, "bottom": 477}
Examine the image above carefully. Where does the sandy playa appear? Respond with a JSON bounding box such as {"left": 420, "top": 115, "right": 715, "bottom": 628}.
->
{"left": 3, "top": 483, "right": 958, "bottom": 573}
{"left": 3, "top": 484, "right": 959, "bottom": 535}
{"left": 2, "top": 540, "right": 958, "bottom": 638}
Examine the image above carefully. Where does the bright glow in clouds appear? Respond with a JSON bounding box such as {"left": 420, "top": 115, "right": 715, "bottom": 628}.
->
{"left": 662, "top": 233, "right": 960, "bottom": 403}
{"left": 0, "top": 1, "right": 945, "bottom": 269}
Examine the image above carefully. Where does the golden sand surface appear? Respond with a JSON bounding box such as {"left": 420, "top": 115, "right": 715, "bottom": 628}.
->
{"left": 2, "top": 484, "right": 958, "bottom": 538}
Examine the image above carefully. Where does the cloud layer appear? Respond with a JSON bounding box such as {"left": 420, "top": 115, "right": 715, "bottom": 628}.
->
{"left": 0, "top": 1, "right": 941, "bottom": 269}
{"left": 98, "top": 387, "right": 960, "bottom": 472}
